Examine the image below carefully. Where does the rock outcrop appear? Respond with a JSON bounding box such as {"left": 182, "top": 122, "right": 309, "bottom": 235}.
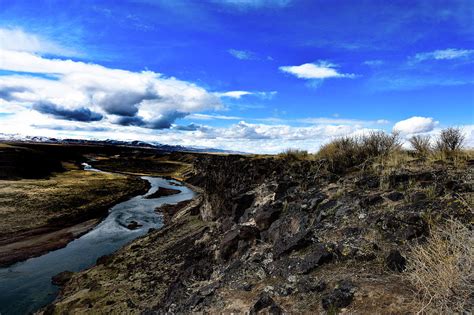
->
{"left": 45, "top": 154, "right": 473, "bottom": 314}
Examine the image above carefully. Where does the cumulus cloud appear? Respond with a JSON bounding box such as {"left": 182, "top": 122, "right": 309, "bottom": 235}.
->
{"left": 279, "top": 61, "right": 356, "bottom": 80}
{"left": 0, "top": 27, "right": 80, "bottom": 57}
{"left": 393, "top": 116, "right": 439, "bottom": 134}
{"left": 32, "top": 101, "right": 103, "bottom": 122}
{"left": 0, "top": 48, "right": 223, "bottom": 130}
{"left": 228, "top": 49, "right": 256, "bottom": 60}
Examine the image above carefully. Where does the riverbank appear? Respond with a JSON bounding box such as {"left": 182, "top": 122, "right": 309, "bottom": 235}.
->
{"left": 0, "top": 169, "right": 149, "bottom": 267}
{"left": 0, "top": 175, "right": 196, "bottom": 315}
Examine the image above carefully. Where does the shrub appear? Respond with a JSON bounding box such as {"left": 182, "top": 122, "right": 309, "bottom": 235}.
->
{"left": 409, "top": 135, "right": 432, "bottom": 157}
{"left": 405, "top": 220, "right": 473, "bottom": 314}
{"left": 361, "top": 131, "right": 401, "bottom": 157}
{"left": 317, "top": 136, "right": 362, "bottom": 173}
{"left": 317, "top": 131, "right": 401, "bottom": 173}
{"left": 435, "top": 127, "right": 465, "bottom": 154}
{"left": 278, "top": 148, "right": 310, "bottom": 160}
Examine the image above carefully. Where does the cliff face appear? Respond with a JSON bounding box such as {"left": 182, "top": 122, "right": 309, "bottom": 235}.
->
{"left": 46, "top": 155, "right": 473, "bottom": 314}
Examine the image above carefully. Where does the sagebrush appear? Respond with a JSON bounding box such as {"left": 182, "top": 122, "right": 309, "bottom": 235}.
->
{"left": 405, "top": 219, "right": 473, "bottom": 314}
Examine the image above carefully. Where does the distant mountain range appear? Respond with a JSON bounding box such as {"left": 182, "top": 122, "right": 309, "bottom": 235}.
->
{"left": 0, "top": 133, "right": 245, "bottom": 154}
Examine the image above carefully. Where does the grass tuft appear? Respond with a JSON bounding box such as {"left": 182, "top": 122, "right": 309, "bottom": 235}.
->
{"left": 405, "top": 219, "right": 474, "bottom": 314}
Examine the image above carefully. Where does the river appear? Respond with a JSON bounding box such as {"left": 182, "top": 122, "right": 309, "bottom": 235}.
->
{"left": 0, "top": 167, "right": 195, "bottom": 314}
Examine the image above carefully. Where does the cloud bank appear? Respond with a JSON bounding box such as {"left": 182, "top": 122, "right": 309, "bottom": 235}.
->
{"left": 0, "top": 47, "right": 224, "bottom": 130}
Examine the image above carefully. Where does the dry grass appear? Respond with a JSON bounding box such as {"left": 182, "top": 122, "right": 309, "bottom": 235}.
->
{"left": 277, "top": 148, "right": 311, "bottom": 161}
{"left": 405, "top": 220, "right": 474, "bottom": 314}
{"left": 317, "top": 131, "right": 401, "bottom": 173}
{"left": 0, "top": 170, "right": 147, "bottom": 236}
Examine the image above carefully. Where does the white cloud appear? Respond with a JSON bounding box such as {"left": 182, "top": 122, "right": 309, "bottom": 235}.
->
{"left": 279, "top": 61, "right": 356, "bottom": 80}
{"left": 228, "top": 49, "right": 256, "bottom": 60}
{"left": 216, "top": 90, "right": 277, "bottom": 99}
{"left": 0, "top": 48, "right": 222, "bottom": 129}
{"left": 0, "top": 27, "right": 80, "bottom": 57}
{"left": 393, "top": 116, "right": 439, "bottom": 134}
{"left": 413, "top": 48, "right": 474, "bottom": 62}
{"left": 217, "top": 91, "right": 253, "bottom": 98}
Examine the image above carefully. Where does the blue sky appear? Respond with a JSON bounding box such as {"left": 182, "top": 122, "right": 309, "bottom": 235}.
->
{"left": 0, "top": 0, "right": 473, "bottom": 152}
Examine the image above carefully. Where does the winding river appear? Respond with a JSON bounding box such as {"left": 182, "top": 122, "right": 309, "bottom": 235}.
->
{"left": 0, "top": 167, "right": 195, "bottom": 314}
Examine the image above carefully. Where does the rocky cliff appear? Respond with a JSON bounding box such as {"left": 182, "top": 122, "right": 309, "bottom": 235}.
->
{"left": 45, "top": 154, "right": 473, "bottom": 314}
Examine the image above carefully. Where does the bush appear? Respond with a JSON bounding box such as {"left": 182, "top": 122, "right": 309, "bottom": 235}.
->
{"left": 361, "top": 131, "right": 401, "bottom": 157}
{"left": 405, "top": 220, "right": 473, "bottom": 314}
{"left": 317, "top": 136, "right": 362, "bottom": 173}
{"left": 409, "top": 135, "right": 432, "bottom": 157}
{"left": 278, "top": 148, "right": 310, "bottom": 160}
{"left": 435, "top": 128, "right": 465, "bottom": 154}
{"left": 317, "top": 131, "right": 401, "bottom": 173}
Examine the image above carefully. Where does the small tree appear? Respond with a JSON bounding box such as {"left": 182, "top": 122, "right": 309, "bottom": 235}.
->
{"left": 435, "top": 128, "right": 465, "bottom": 154}
{"left": 409, "top": 135, "right": 432, "bottom": 157}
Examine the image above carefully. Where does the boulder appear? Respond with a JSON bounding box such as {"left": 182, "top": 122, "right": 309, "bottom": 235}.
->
{"left": 249, "top": 292, "right": 283, "bottom": 315}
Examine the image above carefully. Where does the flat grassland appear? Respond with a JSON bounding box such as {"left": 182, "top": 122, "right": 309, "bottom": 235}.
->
{"left": 0, "top": 168, "right": 147, "bottom": 237}
{"left": 0, "top": 163, "right": 149, "bottom": 266}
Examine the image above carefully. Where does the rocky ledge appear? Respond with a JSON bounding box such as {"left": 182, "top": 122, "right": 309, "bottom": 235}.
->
{"left": 44, "top": 154, "right": 473, "bottom": 314}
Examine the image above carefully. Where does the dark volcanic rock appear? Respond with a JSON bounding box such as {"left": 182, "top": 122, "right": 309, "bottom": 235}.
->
{"left": 232, "top": 193, "right": 255, "bottom": 222}
{"left": 355, "top": 174, "right": 380, "bottom": 189}
{"left": 249, "top": 292, "right": 283, "bottom": 315}
{"left": 145, "top": 187, "right": 180, "bottom": 199}
{"left": 51, "top": 270, "right": 74, "bottom": 286}
{"left": 361, "top": 194, "right": 384, "bottom": 207}
{"left": 156, "top": 200, "right": 193, "bottom": 224}
{"left": 385, "top": 191, "right": 404, "bottom": 202}
{"left": 219, "top": 225, "right": 260, "bottom": 261}
{"left": 321, "top": 280, "right": 356, "bottom": 310}
{"left": 271, "top": 243, "right": 333, "bottom": 276}
{"left": 295, "top": 278, "right": 326, "bottom": 293}
{"left": 273, "top": 230, "right": 314, "bottom": 258}
{"left": 275, "top": 180, "right": 298, "bottom": 200}
{"left": 386, "top": 250, "right": 406, "bottom": 272}
{"left": 410, "top": 191, "right": 428, "bottom": 202}
{"left": 254, "top": 204, "right": 282, "bottom": 231}
{"left": 127, "top": 221, "right": 142, "bottom": 230}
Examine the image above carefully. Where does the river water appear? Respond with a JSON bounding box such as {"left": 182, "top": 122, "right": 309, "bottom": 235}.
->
{"left": 0, "top": 169, "right": 195, "bottom": 314}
